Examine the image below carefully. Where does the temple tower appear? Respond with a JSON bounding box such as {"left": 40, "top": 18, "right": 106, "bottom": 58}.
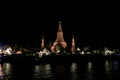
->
{"left": 71, "top": 35, "right": 76, "bottom": 54}
{"left": 41, "top": 36, "right": 44, "bottom": 48}
{"left": 51, "top": 21, "right": 67, "bottom": 52}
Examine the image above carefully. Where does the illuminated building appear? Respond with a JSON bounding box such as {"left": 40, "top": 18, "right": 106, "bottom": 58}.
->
{"left": 51, "top": 21, "right": 67, "bottom": 52}
{"left": 41, "top": 36, "right": 44, "bottom": 49}
{"left": 36, "top": 36, "right": 50, "bottom": 57}
{"left": 71, "top": 35, "right": 76, "bottom": 54}
{"left": 36, "top": 48, "right": 50, "bottom": 57}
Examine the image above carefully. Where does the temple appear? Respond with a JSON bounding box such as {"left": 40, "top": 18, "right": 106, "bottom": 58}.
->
{"left": 71, "top": 35, "right": 76, "bottom": 54}
{"left": 51, "top": 21, "right": 67, "bottom": 52}
{"left": 41, "top": 36, "right": 44, "bottom": 48}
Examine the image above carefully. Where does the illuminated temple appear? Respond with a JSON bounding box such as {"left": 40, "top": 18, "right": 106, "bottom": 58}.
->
{"left": 71, "top": 35, "right": 76, "bottom": 54}
{"left": 0, "top": 21, "right": 117, "bottom": 56}
{"left": 41, "top": 36, "right": 44, "bottom": 49}
{"left": 51, "top": 21, "right": 67, "bottom": 52}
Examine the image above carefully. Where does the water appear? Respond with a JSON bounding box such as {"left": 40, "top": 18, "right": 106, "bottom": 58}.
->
{"left": 0, "top": 60, "right": 120, "bottom": 80}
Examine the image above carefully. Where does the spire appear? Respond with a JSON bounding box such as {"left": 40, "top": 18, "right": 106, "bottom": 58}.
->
{"left": 71, "top": 35, "right": 76, "bottom": 54}
{"left": 72, "top": 35, "right": 74, "bottom": 41}
{"left": 58, "top": 21, "right": 62, "bottom": 32}
{"left": 41, "top": 36, "right": 44, "bottom": 48}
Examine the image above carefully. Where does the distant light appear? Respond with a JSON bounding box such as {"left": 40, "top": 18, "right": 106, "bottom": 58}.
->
{"left": 0, "top": 49, "right": 2, "bottom": 54}
{"left": 81, "top": 51, "right": 85, "bottom": 55}
{"left": 76, "top": 47, "right": 80, "bottom": 51}
{"left": 5, "top": 47, "right": 12, "bottom": 55}
{"left": 16, "top": 51, "right": 22, "bottom": 54}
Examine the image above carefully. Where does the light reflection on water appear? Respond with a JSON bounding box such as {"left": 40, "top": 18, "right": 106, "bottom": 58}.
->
{"left": 0, "top": 64, "right": 4, "bottom": 79}
{"left": 0, "top": 60, "right": 120, "bottom": 80}
{"left": 0, "top": 63, "right": 12, "bottom": 79}
{"left": 104, "top": 60, "right": 113, "bottom": 79}
{"left": 70, "top": 63, "right": 78, "bottom": 80}
{"left": 85, "top": 61, "right": 94, "bottom": 80}
{"left": 33, "top": 64, "right": 53, "bottom": 80}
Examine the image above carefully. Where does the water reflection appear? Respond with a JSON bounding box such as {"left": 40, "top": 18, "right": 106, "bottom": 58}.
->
{"left": 112, "top": 61, "right": 119, "bottom": 72}
{"left": 70, "top": 63, "right": 78, "bottom": 80}
{"left": 51, "top": 63, "right": 67, "bottom": 80}
{"left": 0, "top": 60, "right": 120, "bottom": 80}
{"left": 107, "top": 60, "right": 120, "bottom": 80}
{"left": 87, "top": 61, "right": 92, "bottom": 71}
{"left": 33, "top": 64, "right": 53, "bottom": 80}
{"left": 85, "top": 61, "right": 94, "bottom": 80}
{"left": 0, "top": 63, "right": 12, "bottom": 80}
{"left": 70, "top": 63, "right": 77, "bottom": 73}
{"left": 104, "top": 60, "right": 113, "bottom": 79}
{"left": 105, "top": 60, "right": 112, "bottom": 72}
{"left": 0, "top": 64, "right": 4, "bottom": 79}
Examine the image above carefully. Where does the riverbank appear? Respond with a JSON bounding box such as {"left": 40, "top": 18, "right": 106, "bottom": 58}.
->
{"left": 1, "top": 54, "right": 120, "bottom": 64}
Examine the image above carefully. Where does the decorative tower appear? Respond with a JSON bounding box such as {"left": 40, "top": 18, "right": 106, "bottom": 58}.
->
{"left": 41, "top": 36, "right": 44, "bottom": 49}
{"left": 51, "top": 21, "right": 67, "bottom": 52}
{"left": 71, "top": 35, "right": 76, "bottom": 54}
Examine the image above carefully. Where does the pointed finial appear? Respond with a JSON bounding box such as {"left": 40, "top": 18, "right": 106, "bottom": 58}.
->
{"left": 42, "top": 35, "right": 44, "bottom": 39}
{"left": 72, "top": 35, "right": 75, "bottom": 42}
{"left": 59, "top": 21, "right": 61, "bottom": 24}
{"left": 72, "top": 35, "right": 74, "bottom": 38}
{"left": 58, "top": 21, "right": 62, "bottom": 32}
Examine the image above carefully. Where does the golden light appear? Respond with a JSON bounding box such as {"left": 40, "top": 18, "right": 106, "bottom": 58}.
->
{"left": 16, "top": 51, "right": 22, "bottom": 54}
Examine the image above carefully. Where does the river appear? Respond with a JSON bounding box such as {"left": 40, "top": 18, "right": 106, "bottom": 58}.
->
{"left": 0, "top": 59, "right": 120, "bottom": 80}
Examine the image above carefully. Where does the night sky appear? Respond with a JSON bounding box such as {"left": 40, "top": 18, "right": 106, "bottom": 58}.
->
{"left": 0, "top": 2, "right": 120, "bottom": 49}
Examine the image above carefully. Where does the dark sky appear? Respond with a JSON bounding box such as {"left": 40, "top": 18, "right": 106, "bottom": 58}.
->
{"left": 0, "top": 2, "right": 120, "bottom": 48}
